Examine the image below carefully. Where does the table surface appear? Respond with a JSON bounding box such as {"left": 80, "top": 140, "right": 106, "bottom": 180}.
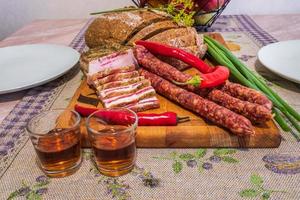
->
{"left": 0, "top": 14, "right": 300, "bottom": 200}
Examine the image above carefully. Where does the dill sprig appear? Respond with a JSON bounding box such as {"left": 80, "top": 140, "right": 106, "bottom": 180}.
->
{"left": 90, "top": 0, "right": 196, "bottom": 27}
{"left": 165, "top": 0, "right": 196, "bottom": 26}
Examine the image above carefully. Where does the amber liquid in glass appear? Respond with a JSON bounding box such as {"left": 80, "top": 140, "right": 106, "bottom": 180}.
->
{"left": 91, "top": 127, "right": 136, "bottom": 177}
{"left": 34, "top": 128, "right": 81, "bottom": 177}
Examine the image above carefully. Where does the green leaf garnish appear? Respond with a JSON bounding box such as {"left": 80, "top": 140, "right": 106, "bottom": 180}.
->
{"left": 198, "top": 165, "right": 204, "bottom": 173}
{"left": 179, "top": 153, "right": 195, "bottom": 161}
{"left": 172, "top": 160, "right": 183, "bottom": 173}
{"left": 7, "top": 191, "right": 19, "bottom": 200}
{"left": 26, "top": 191, "right": 42, "bottom": 200}
{"left": 250, "top": 174, "right": 264, "bottom": 186}
{"left": 262, "top": 192, "right": 271, "bottom": 200}
{"left": 239, "top": 189, "right": 259, "bottom": 197}
{"left": 213, "top": 149, "right": 237, "bottom": 156}
{"left": 170, "top": 151, "right": 177, "bottom": 159}
{"left": 221, "top": 156, "right": 239, "bottom": 163}
{"left": 195, "top": 149, "right": 207, "bottom": 158}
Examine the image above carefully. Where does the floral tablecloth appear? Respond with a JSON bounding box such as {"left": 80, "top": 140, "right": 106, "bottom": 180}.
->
{"left": 0, "top": 15, "right": 300, "bottom": 200}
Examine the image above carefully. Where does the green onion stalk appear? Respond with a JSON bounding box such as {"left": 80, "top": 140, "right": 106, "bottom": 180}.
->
{"left": 205, "top": 36, "right": 300, "bottom": 120}
{"left": 204, "top": 35, "right": 300, "bottom": 138}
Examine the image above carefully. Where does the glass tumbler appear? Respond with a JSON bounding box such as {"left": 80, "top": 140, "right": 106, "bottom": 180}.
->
{"left": 86, "top": 108, "right": 138, "bottom": 177}
{"left": 27, "top": 109, "right": 82, "bottom": 178}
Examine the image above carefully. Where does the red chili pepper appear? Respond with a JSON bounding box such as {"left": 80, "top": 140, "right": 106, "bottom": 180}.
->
{"left": 74, "top": 104, "right": 190, "bottom": 126}
{"left": 173, "top": 65, "right": 230, "bottom": 88}
{"left": 136, "top": 40, "right": 214, "bottom": 74}
{"left": 136, "top": 40, "right": 230, "bottom": 88}
{"left": 137, "top": 112, "right": 189, "bottom": 126}
{"left": 200, "top": 66, "right": 229, "bottom": 88}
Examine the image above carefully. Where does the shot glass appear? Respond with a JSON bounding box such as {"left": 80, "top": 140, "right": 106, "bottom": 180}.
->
{"left": 86, "top": 108, "right": 138, "bottom": 177}
{"left": 27, "top": 109, "right": 82, "bottom": 178}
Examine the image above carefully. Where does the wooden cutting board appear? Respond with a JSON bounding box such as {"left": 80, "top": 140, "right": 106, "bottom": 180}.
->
{"left": 67, "top": 33, "right": 281, "bottom": 148}
{"left": 68, "top": 80, "right": 281, "bottom": 148}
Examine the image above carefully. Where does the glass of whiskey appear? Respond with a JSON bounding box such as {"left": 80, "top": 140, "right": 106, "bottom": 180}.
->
{"left": 27, "top": 109, "right": 82, "bottom": 178}
{"left": 86, "top": 108, "right": 138, "bottom": 177}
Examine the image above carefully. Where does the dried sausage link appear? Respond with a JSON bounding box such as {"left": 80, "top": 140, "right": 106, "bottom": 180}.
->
{"left": 139, "top": 68, "right": 254, "bottom": 136}
{"left": 134, "top": 45, "right": 272, "bottom": 120}
{"left": 134, "top": 45, "right": 211, "bottom": 96}
{"left": 221, "top": 81, "right": 272, "bottom": 110}
{"left": 208, "top": 90, "right": 272, "bottom": 123}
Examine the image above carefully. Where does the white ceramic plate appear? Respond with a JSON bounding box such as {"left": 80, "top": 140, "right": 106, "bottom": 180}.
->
{"left": 0, "top": 44, "right": 80, "bottom": 94}
{"left": 258, "top": 40, "right": 300, "bottom": 84}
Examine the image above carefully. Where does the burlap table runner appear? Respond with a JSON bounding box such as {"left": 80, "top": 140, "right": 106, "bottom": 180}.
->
{"left": 0, "top": 15, "right": 299, "bottom": 200}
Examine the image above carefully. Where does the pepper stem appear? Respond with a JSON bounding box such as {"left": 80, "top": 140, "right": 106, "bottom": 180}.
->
{"left": 172, "top": 75, "right": 202, "bottom": 87}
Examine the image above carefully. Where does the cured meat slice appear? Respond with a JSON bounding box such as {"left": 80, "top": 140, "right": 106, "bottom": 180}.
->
{"left": 80, "top": 44, "right": 130, "bottom": 74}
{"left": 102, "top": 86, "right": 156, "bottom": 108}
{"left": 94, "top": 71, "right": 140, "bottom": 89}
{"left": 87, "top": 49, "right": 138, "bottom": 84}
{"left": 125, "top": 97, "right": 160, "bottom": 112}
{"left": 96, "top": 76, "right": 145, "bottom": 91}
{"left": 89, "top": 66, "right": 136, "bottom": 85}
{"left": 139, "top": 68, "right": 254, "bottom": 136}
{"left": 221, "top": 81, "right": 273, "bottom": 110}
{"left": 208, "top": 90, "right": 273, "bottom": 123}
{"left": 88, "top": 49, "right": 137, "bottom": 75}
{"left": 85, "top": 47, "right": 159, "bottom": 112}
{"left": 98, "top": 79, "right": 151, "bottom": 99}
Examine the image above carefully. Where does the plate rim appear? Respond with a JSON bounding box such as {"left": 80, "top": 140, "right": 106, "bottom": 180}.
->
{"left": 0, "top": 43, "right": 80, "bottom": 94}
{"left": 258, "top": 39, "right": 300, "bottom": 84}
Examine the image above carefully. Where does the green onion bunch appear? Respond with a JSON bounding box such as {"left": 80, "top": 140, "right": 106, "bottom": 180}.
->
{"left": 204, "top": 35, "right": 300, "bottom": 139}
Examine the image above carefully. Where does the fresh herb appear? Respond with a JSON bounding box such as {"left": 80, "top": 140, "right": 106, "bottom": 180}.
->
{"left": 90, "top": 163, "right": 131, "bottom": 200}
{"left": 172, "top": 160, "right": 183, "bottom": 173}
{"left": 153, "top": 148, "right": 239, "bottom": 174}
{"left": 172, "top": 75, "right": 202, "bottom": 87}
{"left": 90, "top": 0, "right": 197, "bottom": 27}
{"left": 164, "top": 0, "right": 196, "bottom": 26}
{"left": 204, "top": 35, "right": 300, "bottom": 140}
{"left": 7, "top": 176, "right": 50, "bottom": 200}
{"left": 239, "top": 174, "right": 287, "bottom": 199}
